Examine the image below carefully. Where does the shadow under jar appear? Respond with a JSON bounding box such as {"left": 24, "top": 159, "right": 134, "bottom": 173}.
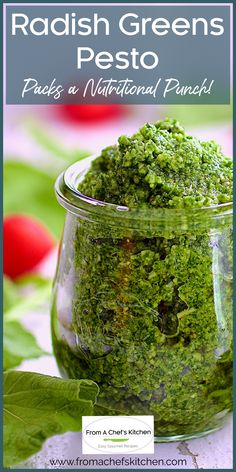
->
{"left": 51, "top": 157, "right": 233, "bottom": 442}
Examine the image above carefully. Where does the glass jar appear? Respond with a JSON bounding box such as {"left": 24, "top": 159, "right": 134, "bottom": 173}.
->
{"left": 51, "top": 157, "right": 233, "bottom": 442}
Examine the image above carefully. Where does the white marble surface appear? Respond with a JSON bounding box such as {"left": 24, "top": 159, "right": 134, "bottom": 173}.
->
{"left": 15, "top": 418, "right": 233, "bottom": 470}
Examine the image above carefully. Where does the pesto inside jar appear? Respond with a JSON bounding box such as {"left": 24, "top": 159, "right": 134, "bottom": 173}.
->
{"left": 52, "top": 119, "right": 233, "bottom": 439}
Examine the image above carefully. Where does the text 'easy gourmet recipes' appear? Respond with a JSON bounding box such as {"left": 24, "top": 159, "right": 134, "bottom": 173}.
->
{"left": 52, "top": 119, "right": 233, "bottom": 440}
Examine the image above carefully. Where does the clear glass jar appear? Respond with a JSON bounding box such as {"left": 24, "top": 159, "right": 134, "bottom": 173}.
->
{"left": 51, "top": 157, "right": 233, "bottom": 442}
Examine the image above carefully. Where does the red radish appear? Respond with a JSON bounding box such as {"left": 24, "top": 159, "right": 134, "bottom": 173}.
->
{"left": 59, "top": 103, "right": 124, "bottom": 123}
{"left": 3, "top": 215, "right": 55, "bottom": 279}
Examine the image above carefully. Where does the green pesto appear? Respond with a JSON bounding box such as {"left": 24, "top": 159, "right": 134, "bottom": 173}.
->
{"left": 52, "top": 119, "right": 233, "bottom": 438}
{"left": 79, "top": 118, "right": 232, "bottom": 208}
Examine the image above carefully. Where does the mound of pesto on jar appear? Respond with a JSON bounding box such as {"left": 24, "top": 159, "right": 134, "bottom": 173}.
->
{"left": 52, "top": 118, "right": 233, "bottom": 441}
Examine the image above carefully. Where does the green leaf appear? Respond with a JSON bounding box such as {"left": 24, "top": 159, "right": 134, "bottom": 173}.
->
{"left": 167, "top": 104, "right": 232, "bottom": 127}
{"left": 3, "top": 276, "right": 51, "bottom": 369}
{"left": 5, "top": 282, "right": 52, "bottom": 322}
{"left": 4, "top": 160, "right": 64, "bottom": 238}
{"left": 3, "top": 277, "right": 22, "bottom": 313}
{"left": 3, "top": 321, "right": 47, "bottom": 371}
{"left": 27, "top": 121, "right": 89, "bottom": 162}
{"left": 3, "top": 274, "right": 52, "bottom": 322}
{"left": 16, "top": 273, "right": 53, "bottom": 288}
{"left": 3, "top": 371, "right": 99, "bottom": 467}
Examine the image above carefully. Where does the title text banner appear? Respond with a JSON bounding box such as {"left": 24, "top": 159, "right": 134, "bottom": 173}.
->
{"left": 5, "top": 3, "right": 231, "bottom": 104}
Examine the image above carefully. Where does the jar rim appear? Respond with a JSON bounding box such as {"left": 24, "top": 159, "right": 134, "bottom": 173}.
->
{"left": 55, "top": 155, "right": 233, "bottom": 225}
